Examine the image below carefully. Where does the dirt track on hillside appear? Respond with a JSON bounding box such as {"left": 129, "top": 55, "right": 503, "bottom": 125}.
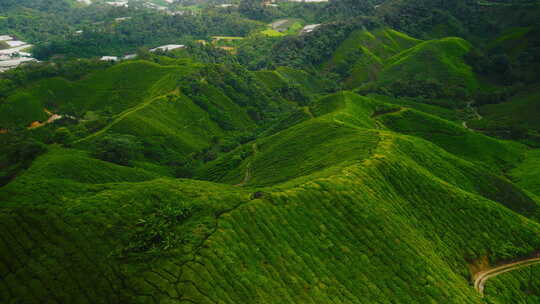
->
{"left": 473, "top": 257, "right": 540, "bottom": 295}
{"left": 235, "top": 143, "right": 258, "bottom": 187}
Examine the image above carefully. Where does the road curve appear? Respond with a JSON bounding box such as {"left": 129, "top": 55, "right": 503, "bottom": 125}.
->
{"left": 473, "top": 257, "right": 540, "bottom": 296}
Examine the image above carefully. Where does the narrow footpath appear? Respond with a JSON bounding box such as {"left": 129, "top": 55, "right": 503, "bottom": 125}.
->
{"left": 235, "top": 143, "right": 258, "bottom": 187}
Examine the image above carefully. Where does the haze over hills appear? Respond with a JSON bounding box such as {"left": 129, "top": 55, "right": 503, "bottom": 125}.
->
{"left": 1, "top": 0, "right": 540, "bottom": 303}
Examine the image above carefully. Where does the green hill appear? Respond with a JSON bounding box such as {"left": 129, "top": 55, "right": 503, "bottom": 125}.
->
{"left": 0, "top": 14, "right": 540, "bottom": 302}
{"left": 0, "top": 61, "right": 190, "bottom": 129}
{"left": 469, "top": 85, "right": 540, "bottom": 145}
{"left": 0, "top": 146, "right": 159, "bottom": 206}
{"left": 2, "top": 88, "right": 540, "bottom": 302}
{"left": 0, "top": 60, "right": 298, "bottom": 179}
{"left": 323, "top": 29, "right": 478, "bottom": 103}
{"left": 323, "top": 28, "right": 421, "bottom": 87}
{"left": 483, "top": 263, "right": 540, "bottom": 303}
{"left": 375, "top": 106, "right": 524, "bottom": 170}
{"left": 201, "top": 91, "right": 534, "bottom": 214}
{"left": 510, "top": 149, "right": 540, "bottom": 196}
{"left": 375, "top": 37, "right": 478, "bottom": 97}
{"left": 254, "top": 66, "right": 336, "bottom": 106}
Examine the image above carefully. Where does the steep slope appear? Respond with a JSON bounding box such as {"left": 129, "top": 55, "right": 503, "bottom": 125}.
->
{"left": 0, "top": 146, "right": 160, "bottom": 207}
{"left": 0, "top": 61, "right": 189, "bottom": 129}
{"left": 510, "top": 149, "right": 540, "bottom": 196}
{"left": 375, "top": 106, "right": 524, "bottom": 170}
{"left": 256, "top": 66, "right": 335, "bottom": 94}
{"left": 323, "top": 28, "right": 421, "bottom": 88}
{"left": 487, "top": 26, "right": 540, "bottom": 83}
{"left": 0, "top": 60, "right": 298, "bottom": 182}
{"left": 198, "top": 92, "right": 382, "bottom": 186}
{"left": 323, "top": 28, "right": 478, "bottom": 102}
{"left": 374, "top": 37, "right": 478, "bottom": 97}
{"left": 2, "top": 99, "right": 540, "bottom": 302}
{"left": 254, "top": 66, "right": 336, "bottom": 106}
{"left": 184, "top": 134, "right": 540, "bottom": 304}
{"left": 469, "top": 85, "right": 540, "bottom": 145}
{"left": 483, "top": 263, "right": 540, "bottom": 303}
{"left": 1, "top": 56, "right": 539, "bottom": 304}
{"left": 376, "top": 0, "right": 540, "bottom": 41}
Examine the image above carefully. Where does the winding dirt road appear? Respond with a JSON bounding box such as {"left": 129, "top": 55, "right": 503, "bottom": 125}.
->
{"left": 473, "top": 257, "right": 540, "bottom": 296}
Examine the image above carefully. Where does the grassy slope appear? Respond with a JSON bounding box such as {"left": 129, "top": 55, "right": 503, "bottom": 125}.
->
{"left": 0, "top": 41, "right": 539, "bottom": 302}
{"left": 198, "top": 92, "right": 381, "bottom": 186}
{"left": 378, "top": 37, "right": 478, "bottom": 91}
{"left": 469, "top": 85, "right": 540, "bottom": 142}
{"left": 0, "top": 60, "right": 279, "bottom": 173}
{"left": 375, "top": 107, "right": 525, "bottom": 171}
{"left": 324, "top": 28, "right": 421, "bottom": 88}
{"left": 368, "top": 94, "right": 463, "bottom": 122}
{"left": 1, "top": 87, "right": 540, "bottom": 303}
{"left": 325, "top": 28, "right": 421, "bottom": 70}
{"left": 0, "top": 61, "right": 191, "bottom": 129}
{"left": 0, "top": 178, "right": 253, "bottom": 303}
{"left": 184, "top": 133, "right": 540, "bottom": 304}
{"left": 488, "top": 27, "right": 533, "bottom": 58}
{"left": 324, "top": 28, "right": 478, "bottom": 100}
{"left": 2, "top": 127, "right": 540, "bottom": 303}
{"left": 487, "top": 26, "right": 540, "bottom": 83}
{"left": 483, "top": 264, "right": 540, "bottom": 303}
{"left": 97, "top": 93, "right": 223, "bottom": 151}
{"left": 12, "top": 146, "right": 158, "bottom": 184}
{"left": 75, "top": 86, "right": 252, "bottom": 157}
{"left": 203, "top": 91, "right": 535, "bottom": 212}
{"left": 254, "top": 66, "right": 333, "bottom": 94}
{"left": 510, "top": 149, "right": 540, "bottom": 196}
{"left": 0, "top": 146, "right": 159, "bottom": 207}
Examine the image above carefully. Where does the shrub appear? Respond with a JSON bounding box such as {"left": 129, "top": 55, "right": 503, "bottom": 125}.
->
{"left": 52, "top": 127, "right": 73, "bottom": 145}
{"left": 0, "top": 133, "right": 47, "bottom": 186}
{"left": 174, "top": 160, "right": 196, "bottom": 178}
{"left": 92, "top": 134, "right": 141, "bottom": 166}
{"left": 122, "top": 201, "right": 197, "bottom": 255}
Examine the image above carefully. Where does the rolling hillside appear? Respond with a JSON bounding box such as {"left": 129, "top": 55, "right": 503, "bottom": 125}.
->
{"left": 469, "top": 85, "right": 540, "bottom": 145}
{"left": 483, "top": 263, "right": 540, "bottom": 303}
{"left": 2, "top": 87, "right": 540, "bottom": 303}
{"left": 322, "top": 28, "right": 478, "bottom": 104}
{"left": 323, "top": 28, "right": 421, "bottom": 87}
{"left": 0, "top": 61, "right": 189, "bottom": 129}
{"left": 1, "top": 2, "right": 540, "bottom": 301}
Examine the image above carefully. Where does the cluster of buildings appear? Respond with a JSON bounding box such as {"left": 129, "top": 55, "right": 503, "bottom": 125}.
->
{"left": 105, "top": 1, "right": 129, "bottom": 7}
{"left": 300, "top": 24, "right": 321, "bottom": 34}
{"left": 268, "top": 0, "right": 329, "bottom": 2}
{"left": 77, "top": 0, "right": 196, "bottom": 15}
{"left": 0, "top": 35, "right": 38, "bottom": 73}
{"left": 99, "top": 44, "right": 185, "bottom": 61}
{"left": 219, "top": 0, "right": 328, "bottom": 8}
